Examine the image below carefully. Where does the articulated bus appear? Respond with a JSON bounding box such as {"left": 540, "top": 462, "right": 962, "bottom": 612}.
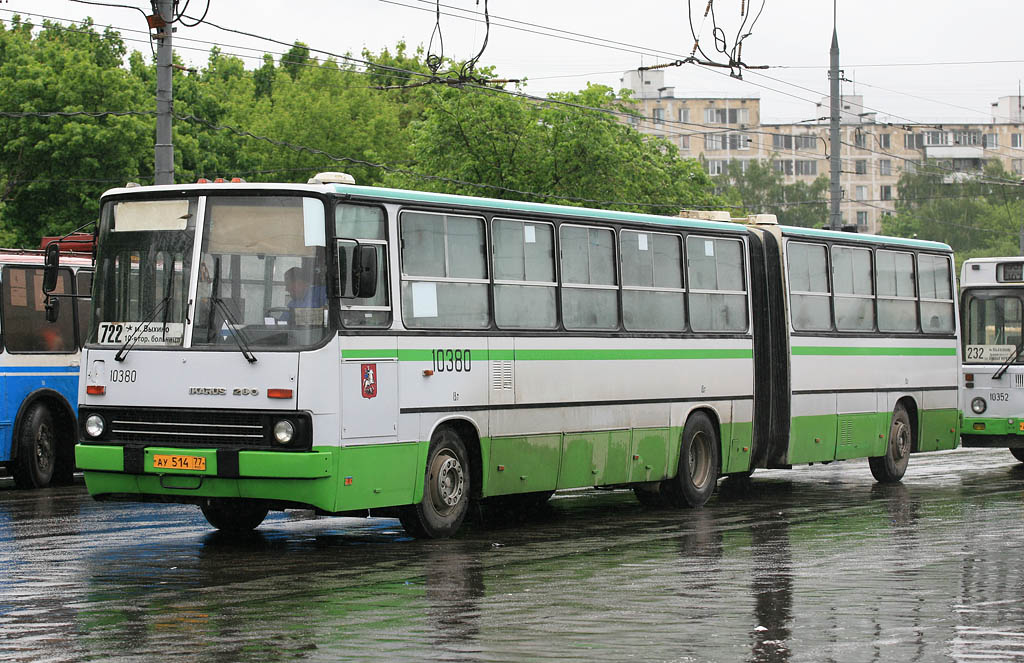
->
{"left": 63, "top": 174, "right": 960, "bottom": 536}
{"left": 0, "top": 249, "right": 92, "bottom": 488}
{"left": 960, "top": 257, "right": 1024, "bottom": 463}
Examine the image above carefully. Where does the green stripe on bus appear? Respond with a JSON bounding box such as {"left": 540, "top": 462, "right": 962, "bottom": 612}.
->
{"left": 791, "top": 346, "right": 957, "bottom": 356}
{"left": 341, "top": 348, "right": 752, "bottom": 361}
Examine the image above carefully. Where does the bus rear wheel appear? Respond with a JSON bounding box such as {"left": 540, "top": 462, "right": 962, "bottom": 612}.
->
{"left": 663, "top": 412, "right": 720, "bottom": 508}
{"left": 870, "top": 404, "right": 912, "bottom": 483}
{"left": 200, "top": 498, "right": 269, "bottom": 532}
{"left": 1011, "top": 448, "right": 1024, "bottom": 463}
{"left": 12, "top": 403, "right": 57, "bottom": 489}
{"left": 399, "top": 427, "right": 470, "bottom": 539}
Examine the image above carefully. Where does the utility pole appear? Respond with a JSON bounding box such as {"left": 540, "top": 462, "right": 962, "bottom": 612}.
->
{"left": 153, "top": 0, "right": 174, "bottom": 185}
{"left": 828, "top": 1, "right": 842, "bottom": 231}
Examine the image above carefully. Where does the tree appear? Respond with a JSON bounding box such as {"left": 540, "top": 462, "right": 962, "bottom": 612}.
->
{"left": 716, "top": 159, "right": 829, "bottom": 227}
{"left": 384, "top": 82, "right": 721, "bottom": 214}
{"left": 882, "top": 160, "right": 1024, "bottom": 267}
{"left": 0, "top": 17, "right": 151, "bottom": 246}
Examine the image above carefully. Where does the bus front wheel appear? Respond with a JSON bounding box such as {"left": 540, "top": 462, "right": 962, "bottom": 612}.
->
{"left": 399, "top": 427, "right": 470, "bottom": 538}
{"left": 1011, "top": 448, "right": 1024, "bottom": 463}
{"left": 200, "top": 498, "right": 269, "bottom": 532}
{"left": 870, "top": 404, "right": 912, "bottom": 483}
{"left": 12, "top": 402, "right": 57, "bottom": 489}
{"left": 663, "top": 412, "right": 720, "bottom": 508}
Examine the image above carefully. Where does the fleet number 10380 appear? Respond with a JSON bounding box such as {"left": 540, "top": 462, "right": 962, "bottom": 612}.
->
{"left": 431, "top": 349, "right": 472, "bottom": 373}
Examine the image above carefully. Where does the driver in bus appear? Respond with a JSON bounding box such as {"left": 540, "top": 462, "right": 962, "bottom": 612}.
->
{"left": 281, "top": 266, "right": 326, "bottom": 324}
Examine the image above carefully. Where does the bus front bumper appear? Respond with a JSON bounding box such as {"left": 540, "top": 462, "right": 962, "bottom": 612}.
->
{"left": 960, "top": 417, "right": 1024, "bottom": 447}
{"left": 75, "top": 444, "right": 337, "bottom": 510}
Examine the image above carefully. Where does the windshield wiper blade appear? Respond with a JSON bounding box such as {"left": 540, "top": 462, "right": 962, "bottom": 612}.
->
{"left": 211, "top": 295, "right": 257, "bottom": 364}
{"left": 114, "top": 296, "right": 170, "bottom": 362}
{"left": 992, "top": 341, "right": 1024, "bottom": 379}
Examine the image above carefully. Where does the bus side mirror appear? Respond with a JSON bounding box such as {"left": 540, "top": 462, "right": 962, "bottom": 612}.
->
{"left": 42, "top": 242, "right": 60, "bottom": 294}
{"left": 351, "top": 244, "right": 378, "bottom": 299}
{"left": 45, "top": 296, "right": 60, "bottom": 323}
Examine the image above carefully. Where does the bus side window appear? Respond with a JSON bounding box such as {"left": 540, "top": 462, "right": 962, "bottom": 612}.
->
{"left": 560, "top": 225, "right": 618, "bottom": 331}
{"left": 877, "top": 250, "right": 917, "bottom": 332}
{"left": 686, "top": 236, "right": 748, "bottom": 332}
{"left": 1, "top": 266, "right": 76, "bottom": 353}
{"left": 787, "top": 241, "right": 832, "bottom": 332}
{"left": 918, "top": 254, "right": 954, "bottom": 333}
{"left": 336, "top": 204, "right": 391, "bottom": 328}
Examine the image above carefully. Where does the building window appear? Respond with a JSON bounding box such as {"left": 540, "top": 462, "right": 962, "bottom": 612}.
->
{"left": 855, "top": 185, "right": 867, "bottom": 201}
{"left": 953, "top": 131, "right": 981, "bottom": 146}
{"left": 729, "top": 133, "right": 748, "bottom": 150}
{"left": 795, "top": 135, "right": 818, "bottom": 150}
{"left": 653, "top": 108, "right": 664, "bottom": 125}
{"left": 679, "top": 108, "right": 690, "bottom": 123}
{"left": 680, "top": 135, "right": 690, "bottom": 150}
{"left": 1013, "top": 159, "right": 1024, "bottom": 174}
{"left": 795, "top": 160, "right": 817, "bottom": 176}
{"left": 706, "top": 159, "right": 728, "bottom": 176}
{"left": 879, "top": 159, "right": 892, "bottom": 176}
{"left": 855, "top": 160, "right": 867, "bottom": 175}
{"left": 984, "top": 133, "right": 999, "bottom": 148}
{"left": 925, "top": 131, "right": 949, "bottom": 146}
{"left": 773, "top": 134, "right": 794, "bottom": 150}
{"left": 879, "top": 133, "right": 891, "bottom": 149}
{"left": 856, "top": 211, "right": 869, "bottom": 227}
{"left": 705, "top": 134, "right": 724, "bottom": 151}
{"left": 1013, "top": 134, "right": 1023, "bottom": 148}
{"left": 880, "top": 185, "right": 892, "bottom": 201}
{"left": 773, "top": 159, "right": 794, "bottom": 176}
{"left": 904, "top": 133, "right": 924, "bottom": 149}
{"left": 854, "top": 132, "right": 867, "bottom": 148}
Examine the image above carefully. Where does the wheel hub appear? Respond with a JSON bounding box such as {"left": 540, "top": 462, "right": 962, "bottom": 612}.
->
{"left": 431, "top": 452, "right": 464, "bottom": 511}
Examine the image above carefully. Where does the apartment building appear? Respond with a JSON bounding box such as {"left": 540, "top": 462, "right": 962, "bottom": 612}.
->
{"left": 620, "top": 70, "right": 1024, "bottom": 234}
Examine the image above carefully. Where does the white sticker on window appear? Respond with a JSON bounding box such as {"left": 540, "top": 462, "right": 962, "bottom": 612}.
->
{"left": 303, "top": 198, "right": 326, "bottom": 247}
{"left": 705, "top": 240, "right": 715, "bottom": 257}
{"left": 412, "top": 281, "right": 438, "bottom": 318}
{"left": 638, "top": 233, "right": 648, "bottom": 251}
{"left": 524, "top": 225, "right": 536, "bottom": 244}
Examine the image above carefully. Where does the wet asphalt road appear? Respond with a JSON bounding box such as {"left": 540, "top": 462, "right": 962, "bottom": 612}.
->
{"left": 1, "top": 448, "right": 1023, "bottom": 662}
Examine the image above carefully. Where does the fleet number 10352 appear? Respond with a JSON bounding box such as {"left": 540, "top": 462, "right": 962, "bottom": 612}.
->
{"left": 431, "top": 349, "right": 471, "bottom": 373}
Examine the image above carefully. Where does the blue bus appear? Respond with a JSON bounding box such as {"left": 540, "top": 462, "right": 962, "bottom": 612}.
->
{"left": 0, "top": 249, "right": 92, "bottom": 488}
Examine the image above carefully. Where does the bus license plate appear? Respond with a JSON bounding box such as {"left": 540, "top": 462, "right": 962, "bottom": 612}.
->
{"left": 153, "top": 454, "right": 206, "bottom": 471}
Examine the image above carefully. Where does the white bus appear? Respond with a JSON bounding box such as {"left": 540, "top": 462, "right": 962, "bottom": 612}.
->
{"left": 960, "top": 257, "right": 1024, "bottom": 462}
{"left": 62, "top": 175, "right": 960, "bottom": 536}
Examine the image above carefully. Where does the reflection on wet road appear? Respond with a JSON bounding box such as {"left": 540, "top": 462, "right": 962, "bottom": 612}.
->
{"left": 1, "top": 448, "right": 1023, "bottom": 662}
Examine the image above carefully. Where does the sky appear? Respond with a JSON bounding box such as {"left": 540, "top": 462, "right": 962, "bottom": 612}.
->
{"left": 6, "top": 1, "right": 1024, "bottom": 125}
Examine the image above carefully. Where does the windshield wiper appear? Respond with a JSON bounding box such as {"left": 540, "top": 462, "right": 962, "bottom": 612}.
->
{"left": 992, "top": 341, "right": 1024, "bottom": 379}
{"left": 114, "top": 296, "right": 170, "bottom": 362}
{"left": 210, "top": 295, "right": 258, "bottom": 364}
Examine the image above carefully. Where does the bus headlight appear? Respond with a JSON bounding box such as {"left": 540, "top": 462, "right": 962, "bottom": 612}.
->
{"left": 84, "top": 414, "right": 105, "bottom": 438}
{"left": 273, "top": 419, "right": 295, "bottom": 445}
{"left": 971, "top": 397, "right": 987, "bottom": 415}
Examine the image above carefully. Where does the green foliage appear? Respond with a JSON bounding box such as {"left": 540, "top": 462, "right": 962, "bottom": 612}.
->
{"left": 0, "top": 19, "right": 732, "bottom": 247}
{"left": 383, "top": 82, "right": 721, "bottom": 214}
{"left": 716, "top": 159, "right": 829, "bottom": 227}
{"left": 882, "top": 160, "right": 1024, "bottom": 270}
{"left": 0, "top": 17, "right": 151, "bottom": 246}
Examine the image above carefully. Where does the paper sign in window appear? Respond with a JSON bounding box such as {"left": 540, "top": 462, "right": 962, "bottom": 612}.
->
{"left": 412, "top": 281, "right": 438, "bottom": 318}
{"left": 524, "top": 225, "right": 536, "bottom": 244}
{"left": 704, "top": 240, "right": 715, "bottom": 257}
{"left": 638, "top": 234, "right": 649, "bottom": 251}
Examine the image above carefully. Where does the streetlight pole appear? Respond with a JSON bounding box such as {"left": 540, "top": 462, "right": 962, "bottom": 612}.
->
{"left": 828, "top": 1, "right": 842, "bottom": 231}
{"left": 153, "top": 0, "right": 174, "bottom": 185}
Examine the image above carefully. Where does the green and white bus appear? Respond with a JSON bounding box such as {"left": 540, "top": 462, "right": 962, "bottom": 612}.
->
{"left": 62, "top": 174, "right": 961, "bottom": 537}
{"left": 960, "top": 257, "right": 1024, "bottom": 462}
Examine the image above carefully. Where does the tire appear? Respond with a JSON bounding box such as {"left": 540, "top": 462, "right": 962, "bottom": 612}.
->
{"left": 398, "top": 427, "right": 471, "bottom": 539}
{"left": 1011, "top": 447, "right": 1024, "bottom": 463}
{"left": 869, "top": 404, "right": 912, "bottom": 483}
{"left": 200, "top": 498, "right": 269, "bottom": 532}
{"left": 12, "top": 403, "right": 57, "bottom": 489}
{"left": 663, "top": 412, "right": 720, "bottom": 508}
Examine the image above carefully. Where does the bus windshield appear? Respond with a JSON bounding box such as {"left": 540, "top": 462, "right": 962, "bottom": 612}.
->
{"left": 91, "top": 194, "right": 329, "bottom": 351}
{"left": 964, "top": 290, "right": 1024, "bottom": 363}
{"left": 191, "top": 195, "right": 329, "bottom": 350}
